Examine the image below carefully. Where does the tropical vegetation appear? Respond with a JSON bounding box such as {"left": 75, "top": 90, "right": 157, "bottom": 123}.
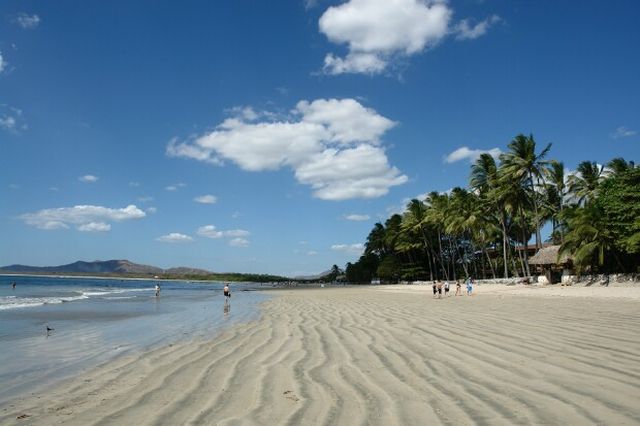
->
{"left": 344, "top": 135, "right": 639, "bottom": 283}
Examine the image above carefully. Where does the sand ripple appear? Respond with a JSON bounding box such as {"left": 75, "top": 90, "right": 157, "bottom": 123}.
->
{"left": 2, "top": 287, "right": 640, "bottom": 425}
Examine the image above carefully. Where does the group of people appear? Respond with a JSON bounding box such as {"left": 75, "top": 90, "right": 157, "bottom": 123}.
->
{"left": 431, "top": 277, "right": 474, "bottom": 298}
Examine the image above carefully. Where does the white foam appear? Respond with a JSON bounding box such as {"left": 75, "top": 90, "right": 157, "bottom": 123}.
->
{"left": 0, "top": 294, "right": 89, "bottom": 311}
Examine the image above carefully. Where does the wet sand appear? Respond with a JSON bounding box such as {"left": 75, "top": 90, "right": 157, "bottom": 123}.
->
{"left": 2, "top": 285, "right": 640, "bottom": 425}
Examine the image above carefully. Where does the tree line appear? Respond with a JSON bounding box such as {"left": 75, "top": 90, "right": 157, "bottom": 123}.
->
{"left": 345, "top": 134, "right": 639, "bottom": 283}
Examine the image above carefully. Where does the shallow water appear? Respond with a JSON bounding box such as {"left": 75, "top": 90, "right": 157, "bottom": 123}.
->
{"left": 0, "top": 275, "right": 268, "bottom": 405}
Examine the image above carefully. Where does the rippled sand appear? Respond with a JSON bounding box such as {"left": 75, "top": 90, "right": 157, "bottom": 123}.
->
{"left": 2, "top": 286, "right": 640, "bottom": 425}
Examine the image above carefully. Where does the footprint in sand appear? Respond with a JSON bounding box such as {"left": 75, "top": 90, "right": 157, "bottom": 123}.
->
{"left": 283, "top": 390, "right": 299, "bottom": 402}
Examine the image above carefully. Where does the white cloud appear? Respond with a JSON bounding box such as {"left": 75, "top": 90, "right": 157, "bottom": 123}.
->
{"left": 14, "top": 13, "right": 41, "bottom": 29}
{"left": 307, "top": 250, "right": 318, "bottom": 256}
{"left": 0, "top": 115, "right": 15, "bottom": 130}
{"left": 146, "top": 207, "right": 157, "bottom": 214}
{"left": 168, "top": 98, "right": 406, "bottom": 200}
{"left": 78, "top": 175, "right": 98, "bottom": 183}
{"left": 156, "top": 233, "right": 193, "bottom": 243}
{"left": 319, "top": 0, "right": 451, "bottom": 75}
{"left": 454, "top": 15, "right": 500, "bottom": 40}
{"left": 345, "top": 213, "right": 370, "bottom": 221}
{"left": 194, "top": 194, "right": 218, "bottom": 204}
{"left": 165, "top": 183, "right": 186, "bottom": 191}
{"left": 197, "top": 225, "right": 250, "bottom": 239}
{"left": 229, "top": 238, "right": 250, "bottom": 248}
{"left": 611, "top": 126, "right": 637, "bottom": 139}
{"left": 21, "top": 204, "right": 145, "bottom": 231}
{"left": 331, "top": 243, "right": 365, "bottom": 255}
{"left": 444, "top": 146, "right": 501, "bottom": 164}
{"left": 78, "top": 222, "right": 111, "bottom": 232}
{"left": 0, "top": 106, "right": 26, "bottom": 133}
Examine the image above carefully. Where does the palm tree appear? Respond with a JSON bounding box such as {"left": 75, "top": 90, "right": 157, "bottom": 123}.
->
{"left": 543, "top": 160, "right": 567, "bottom": 241}
{"left": 607, "top": 157, "right": 635, "bottom": 176}
{"left": 499, "top": 134, "right": 552, "bottom": 250}
{"left": 567, "top": 161, "right": 605, "bottom": 205}
{"left": 471, "top": 153, "right": 510, "bottom": 277}
{"left": 559, "top": 205, "right": 616, "bottom": 273}
{"left": 401, "top": 199, "right": 436, "bottom": 280}
{"left": 425, "top": 191, "right": 450, "bottom": 280}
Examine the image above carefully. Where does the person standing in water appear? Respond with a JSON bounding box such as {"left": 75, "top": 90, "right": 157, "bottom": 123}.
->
{"left": 155, "top": 283, "right": 161, "bottom": 297}
{"left": 223, "top": 283, "right": 231, "bottom": 301}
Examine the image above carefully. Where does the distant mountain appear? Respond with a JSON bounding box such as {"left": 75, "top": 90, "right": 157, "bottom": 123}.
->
{"left": 1, "top": 259, "right": 171, "bottom": 276}
{"left": 294, "top": 269, "right": 333, "bottom": 281}
{"left": 0, "top": 260, "right": 291, "bottom": 282}
{"left": 164, "top": 267, "right": 212, "bottom": 276}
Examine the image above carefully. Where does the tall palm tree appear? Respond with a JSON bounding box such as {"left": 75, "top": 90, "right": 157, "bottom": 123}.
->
{"left": 499, "top": 134, "right": 552, "bottom": 250}
{"left": 471, "top": 153, "right": 510, "bottom": 277}
{"left": 567, "top": 161, "right": 605, "bottom": 206}
{"left": 607, "top": 157, "right": 635, "bottom": 176}
{"left": 543, "top": 160, "right": 567, "bottom": 241}
{"left": 401, "top": 199, "right": 436, "bottom": 280}
{"left": 425, "top": 191, "right": 450, "bottom": 280}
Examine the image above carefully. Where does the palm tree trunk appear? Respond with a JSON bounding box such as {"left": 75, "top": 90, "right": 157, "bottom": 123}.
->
{"left": 501, "top": 212, "right": 509, "bottom": 278}
{"left": 437, "top": 229, "right": 449, "bottom": 281}
{"left": 483, "top": 246, "right": 496, "bottom": 279}
{"left": 530, "top": 172, "right": 542, "bottom": 250}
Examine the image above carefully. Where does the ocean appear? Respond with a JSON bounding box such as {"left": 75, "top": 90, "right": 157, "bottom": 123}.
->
{"left": 0, "top": 275, "right": 270, "bottom": 405}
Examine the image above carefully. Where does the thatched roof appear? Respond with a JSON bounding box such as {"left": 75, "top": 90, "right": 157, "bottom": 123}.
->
{"left": 529, "top": 245, "right": 572, "bottom": 265}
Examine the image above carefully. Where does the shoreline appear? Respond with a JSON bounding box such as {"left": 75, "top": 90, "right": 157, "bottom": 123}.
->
{"left": 2, "top": 284, "right": 639, "bottom": 424}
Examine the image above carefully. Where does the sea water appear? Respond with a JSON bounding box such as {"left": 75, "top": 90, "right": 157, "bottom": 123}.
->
{"left": 0, "top": 275, "right": 270, "bottom": 405}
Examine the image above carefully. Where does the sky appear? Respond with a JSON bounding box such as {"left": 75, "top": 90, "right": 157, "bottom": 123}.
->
{"left": 1, "top": 0, "right": 639, "bottom": 276}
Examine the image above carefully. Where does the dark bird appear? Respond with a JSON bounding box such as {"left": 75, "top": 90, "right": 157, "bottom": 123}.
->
{"left": 46, "top": 326, "right": 54, "bottom": 333}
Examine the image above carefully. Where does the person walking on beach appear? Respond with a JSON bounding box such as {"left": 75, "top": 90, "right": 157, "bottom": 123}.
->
{"left": 223, "top": 283, "right": 231, "bottom": 301}
{"left": 466, "top": 277, "right": 473, "bottom": 296}
{"left": 436, "top": 281, "right": 443, "bottom": 299}
{"left": 455, "top": 280, "right": 462, "bottom": 296}
{"left": 444, "top": 281, "right": 450, "bottom": 297}
{"left": 155, "top": 284, "right": 161, "bottom": 297}
{"left": 432, "top": 281, "right": 437, "bottom": 298}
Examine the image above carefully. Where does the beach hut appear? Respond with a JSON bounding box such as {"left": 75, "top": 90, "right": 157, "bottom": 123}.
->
{"left": 529, "top": 245, "right": 572, "bottom": 284}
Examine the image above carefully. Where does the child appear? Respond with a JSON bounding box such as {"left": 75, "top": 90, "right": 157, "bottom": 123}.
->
{"left": 455, "top": 280, "right": 461, "bottom": 296}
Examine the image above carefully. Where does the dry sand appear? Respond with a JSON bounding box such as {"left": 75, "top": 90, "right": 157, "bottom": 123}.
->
{"left": 2, "top": 285, "right": 640, "bottom": 425}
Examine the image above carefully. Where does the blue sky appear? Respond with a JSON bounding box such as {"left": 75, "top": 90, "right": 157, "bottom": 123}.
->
{"left": 1, "top": 0, "right": 638, "bottom": 276}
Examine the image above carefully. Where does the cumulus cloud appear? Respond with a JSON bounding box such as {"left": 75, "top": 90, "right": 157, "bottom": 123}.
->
{"left": 345, "top": 214, "right": 370, "bottom": 221}
{"left": 319, "top": 0, "right": 451, "bottom": 74}
{"left": 20, "top": 204, "right": 145, "bottom": 231}
{"left": 78, "top": 222, "right": 111, "bottom": 232}
{"left": 194, "top": 194, "right": 218, "bottom": 204}
{"left": 318, "top": 0, "right": 499, "bottom": 75}
{"left": 165, "top": 183, "right": 186, "bottom": 191}
{"left": 229, "top": 238, "right": 250, "bottom": 248}
{"left": 454, "top": 15, "right": 500, "bottom": 40}
{"left": 14, "top": 13, "right": 41, "bottom": 29}
{"left": 78, "top": 174, "right": 98, "bottom": 183}
{"left": 0, "top": 106, "right": 27, "bottom": 133}
{"left": 444, "top": 146, "right": 501, "bottom": 164}
{"left": 197, "top": 225, "right": 250, "bottom": 239}
{"left": 331, "top": 243, "right": 365, "bottom": 255}
{"left": 611, "top": 126, "right": 637, "bottom": 139}
{"left": 156, "top": 233, "right": 193, "bottom": 243}
{"left": 168, "top": 98, "right": 407, "bottom": 200}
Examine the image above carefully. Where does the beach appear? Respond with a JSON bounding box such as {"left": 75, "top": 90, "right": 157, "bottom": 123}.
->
{"left": 2, "top": 284, "right": 640, "bottom": 425}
